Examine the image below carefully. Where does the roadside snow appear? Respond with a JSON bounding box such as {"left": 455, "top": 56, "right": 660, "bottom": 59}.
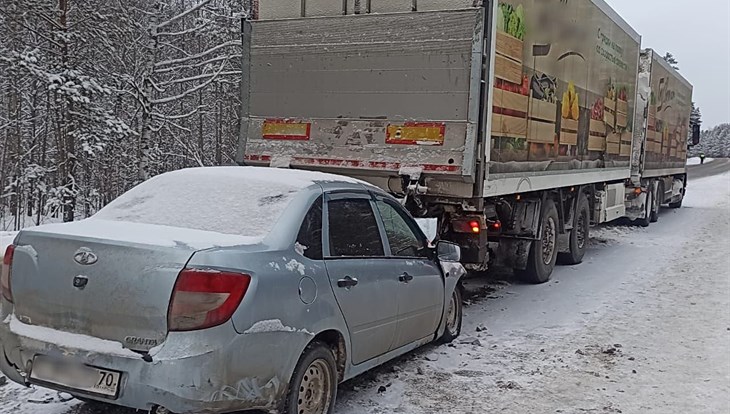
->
{"left": 687, "top": 156, "right": 714, "bottom": 165}
{"left": 0, "top": 231, "right": 17, "bottom": 253}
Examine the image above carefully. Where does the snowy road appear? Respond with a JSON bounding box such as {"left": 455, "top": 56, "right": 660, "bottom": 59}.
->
{"left": 1, "top": 169, "right": 729, "bottom": 414}
{"left": 687, "top": 157, "right": 730, "bottom": 180}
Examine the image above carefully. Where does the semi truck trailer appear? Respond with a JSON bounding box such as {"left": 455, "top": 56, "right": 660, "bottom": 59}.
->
{"left": 236, "top": 0, "right": 699, "bottom": 283}
{"left": 626, "top": 48, "right": 697, "bottom": 226}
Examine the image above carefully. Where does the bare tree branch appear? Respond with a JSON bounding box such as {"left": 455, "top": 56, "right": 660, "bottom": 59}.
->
{"left": 157, "top": 0, "right": 213, "bottom": 30}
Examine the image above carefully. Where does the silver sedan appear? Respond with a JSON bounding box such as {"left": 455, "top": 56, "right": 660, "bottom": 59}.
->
{"left": 0, "top": 166, "right": 464, "bottom": 414}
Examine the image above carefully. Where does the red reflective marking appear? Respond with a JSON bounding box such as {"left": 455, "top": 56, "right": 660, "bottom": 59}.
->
{"left": 244, "top": 155, "right": 460, "bottom": 173}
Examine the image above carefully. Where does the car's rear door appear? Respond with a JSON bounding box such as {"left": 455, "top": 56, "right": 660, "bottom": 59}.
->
{"left": 373, "top": 196, "right": 445, "bottom": 350}
{"left": 323, "top": 192, "right": 398, "bottom": 365}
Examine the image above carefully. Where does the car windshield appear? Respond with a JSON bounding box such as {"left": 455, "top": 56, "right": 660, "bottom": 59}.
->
{"left": 94, "top": 167, "right": 304, "bottom": 238}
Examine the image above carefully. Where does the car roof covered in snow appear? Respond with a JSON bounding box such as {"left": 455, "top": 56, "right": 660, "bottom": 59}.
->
{"left": 85, "top": 167, "right": 372, "bottom": 244}
{"left": 176, "top": 166, "right": 370, "bottom": 187}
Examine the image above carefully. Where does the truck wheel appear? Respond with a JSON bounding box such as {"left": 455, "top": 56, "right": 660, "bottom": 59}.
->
{"left": 650, "top": 184, "right": 661, "bottom": 223}
{"left": 284, "top": 342, "right": 337, "bottom": 414}
{"left": 635, "top": 190, "right": 652, "bottom": 228}
{"left": 519, "top": 199, "right": 559, "bottom": 284}
{"left": 439, "top": 287, "right": 463, "bottom": 344}
{"left": 558, "top": 194, "right": 589, "bottom": 265}
{"left": 669, "top": 189, "right": 684, "bottom": 209}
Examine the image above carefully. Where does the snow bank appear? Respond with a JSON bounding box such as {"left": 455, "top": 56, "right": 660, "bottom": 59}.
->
{"left": 687, "top": 157, "right": 714, "bottom": 166}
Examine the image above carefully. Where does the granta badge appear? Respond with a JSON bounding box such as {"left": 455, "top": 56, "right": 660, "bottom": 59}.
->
{"left": 73, "top": 247, "right": 98, "bottom": 266}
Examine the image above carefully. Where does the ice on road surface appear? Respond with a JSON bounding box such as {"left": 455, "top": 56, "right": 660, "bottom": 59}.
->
{"left": 1, "top": 172, "right": 729, "bottom": 414}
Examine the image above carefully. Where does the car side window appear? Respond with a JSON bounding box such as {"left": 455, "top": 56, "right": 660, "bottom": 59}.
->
{"left": 296, "top": 196, "right": 323, "bottom": 260}
{"left": 375, "top": 199, "right": 427, "bottom": 258}
{"left": 327, "top": 198, "right": 385, "bottom": 257}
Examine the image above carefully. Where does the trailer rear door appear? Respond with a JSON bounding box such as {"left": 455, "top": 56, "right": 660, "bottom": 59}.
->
{"left": 240, "top": 7, "right": 486, "bottom": 188}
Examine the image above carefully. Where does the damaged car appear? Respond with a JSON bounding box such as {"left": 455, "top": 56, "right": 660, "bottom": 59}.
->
{"left": 0, "top": 166, "right": 464, "bottom": 414}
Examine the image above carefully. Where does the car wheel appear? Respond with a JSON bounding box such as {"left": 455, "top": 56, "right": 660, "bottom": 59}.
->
{"left": 518, "top": 199, "right": 559, "bottom": 284}
{"left": 440, "top": 287, "right": 463, "bottom": 343}
{"left": 284, "top": 341, "right": 337, "bottom": 414}
{"left": 558, "top": 194, "right": 590, "bottom": 265}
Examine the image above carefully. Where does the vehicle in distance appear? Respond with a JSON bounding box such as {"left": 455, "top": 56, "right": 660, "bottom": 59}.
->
{"left": 0, "top": 167, "right": 465, "bottom": 414}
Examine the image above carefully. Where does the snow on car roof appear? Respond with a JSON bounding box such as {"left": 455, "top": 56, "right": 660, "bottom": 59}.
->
{"left": 94, "top": 167, "right": 363, "bottom": 239}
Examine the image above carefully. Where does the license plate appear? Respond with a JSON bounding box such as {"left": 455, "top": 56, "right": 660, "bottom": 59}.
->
{"left": 30, "top": 357, "right": 121, "bottom": 398}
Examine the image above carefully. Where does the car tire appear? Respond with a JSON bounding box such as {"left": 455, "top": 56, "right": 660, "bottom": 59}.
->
{"left": 518, "top": 199, "right": 559, "bottom": 284}
{"left": 283, "top": 341, "right": 337, "bottom": 414}
{"left": 558, "top": 194, "right": 590, "bottom": 266}
{"left": 439, "top": 287, "right": 463, "bottom": 343}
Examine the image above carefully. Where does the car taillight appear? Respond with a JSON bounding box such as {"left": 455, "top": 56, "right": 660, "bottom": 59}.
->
{"left": 168, "top": 268, "right": 251, "bottom": 332}
{"left": 1, "top": 245, "right": 15, "bottom": 303}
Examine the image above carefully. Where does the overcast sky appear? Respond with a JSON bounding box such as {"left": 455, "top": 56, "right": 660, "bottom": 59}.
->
{"left": 605, "top": 0, "right": 730, "bottom": 128}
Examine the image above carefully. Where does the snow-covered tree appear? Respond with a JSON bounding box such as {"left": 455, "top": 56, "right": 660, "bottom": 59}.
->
{"left": 690, "top": 102, "right": 702, "bottom": 129}
{"left": 689, "top": 124, "right": 730, "bottom": 158}
{"left": 663, "top": 52, "right": 679, "bottom": 70}
{"left": 0, "top": 0, "right": 246, "bottom": 230}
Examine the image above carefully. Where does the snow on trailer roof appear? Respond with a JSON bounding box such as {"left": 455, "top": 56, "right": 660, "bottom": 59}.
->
{"left": 90, "top": 166, "right": 364, "bottom": 241}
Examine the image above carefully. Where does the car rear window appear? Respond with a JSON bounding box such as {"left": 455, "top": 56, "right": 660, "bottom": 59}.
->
{"left": 95, "top": 168, "right": 304, "bottom": 238}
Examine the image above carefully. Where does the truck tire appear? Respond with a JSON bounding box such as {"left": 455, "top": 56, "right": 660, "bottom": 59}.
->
{"left": 635, "top": 190, "right": 652, "bottom": 228}
{"left": 650, "top": 183, "right": 661, "bottom": 223}
{"left": 558, "top": 194, "right": 589, "bottom": 265}
{"left": 669, "top": 188, "right": 684, "bottom": 209}
{"left": 518, "top": 199, "right": 559, "bottom": 284}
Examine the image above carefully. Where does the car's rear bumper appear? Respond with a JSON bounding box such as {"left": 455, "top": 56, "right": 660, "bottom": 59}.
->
{"left": 0, "top": 316, "right": 295, "bottom": 414}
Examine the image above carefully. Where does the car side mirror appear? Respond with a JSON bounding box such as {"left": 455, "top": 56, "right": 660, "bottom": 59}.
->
{"left": 436, "top": 241, "right": 461, "bottom": 262}
{"left": 691, "top": 124, "right": 701, "bottom": 146}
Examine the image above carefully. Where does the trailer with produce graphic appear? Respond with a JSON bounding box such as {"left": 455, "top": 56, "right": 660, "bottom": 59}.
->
{"left": 239, "top": 0, "right": 699, "bottom": 284}
{"left": 634, "top": 49, "right": 693, "bottom": 173}
{"left": 490, "top": 0, "right": 640, "bottom": 174}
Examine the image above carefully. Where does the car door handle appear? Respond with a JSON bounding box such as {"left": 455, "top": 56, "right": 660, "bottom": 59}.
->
{"left": 398, "top": 273, "right": 414, "bottom": 283}
{"left": 337, "top": 276, "right": 359, "bottom": 289}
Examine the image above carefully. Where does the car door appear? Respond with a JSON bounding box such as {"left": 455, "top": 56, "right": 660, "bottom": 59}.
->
{"left": 373, "top": 196, "right": 445, "bottom": 350}
{"left": 323, "top": 192, "right": 399, "bottom": 365}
